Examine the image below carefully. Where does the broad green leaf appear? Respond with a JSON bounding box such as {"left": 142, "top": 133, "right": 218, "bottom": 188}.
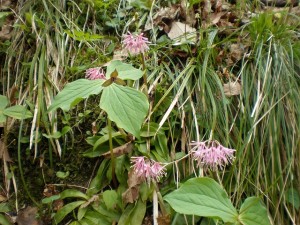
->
{"left": 100, "top": 83, "right": 149, "bottom": 137}
{"left": 0, "top": 214, "right": 12, "bottom": 225}
{"left": 106, "top": 61, "right": 143, "bottom": 81}
{"left": 0, "top": 203, "right": 10, "bottom": 213}
{"left": 83, "top": 210, "right": 111, "bottom": 225}
{"left": 103, "top": 190, "right": 118, "bottom": 210}
{"left": 0, "top": 113, "right": 6, "bottom": 123}
{"left": 69, "top": 221, "right": 81, "bottom": 225}
{"left": 118, "top": 199, "right": 146, "bottom": 225}
{"left": 60, "top": 189, "right": 89, "bottom": 200}
{"left": 3, "top": 105, "right": 32, "bottom": 120}
{"left": 0, "top": 95, "right": 8, "bottom": 109}
{"left": 48, "top": 79, "right": 104, "bottom": 112}
{"left": 164, "top": 177, "right": 238, "bottom": 223}
{"left": 238, "top": 197, "right": 271, "bottom": 225}
{"left": 53, "top": 201, "right": 85, "bottom": 224}
{"left": 77, "top": 207, "right": 88, "bottom": 221}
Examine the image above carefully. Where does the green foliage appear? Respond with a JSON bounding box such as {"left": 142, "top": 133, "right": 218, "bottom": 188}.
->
{"left": 164, "top": 177, "right": 238, "bottom": 223}
{"left": 0, "top": 95, "right": 32, "bottom": 122}
{"left": 165, "top": 178, "right": 271, "bottom": 225}
{"left": 100, "top": 83, "right": 149, "bottom": 137}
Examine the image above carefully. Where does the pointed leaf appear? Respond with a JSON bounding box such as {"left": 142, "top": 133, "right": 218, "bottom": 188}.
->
{"left": 106, "top": 61, "right": 143, "bottom": 80}
{"left": 3, "top": 105, "right": 32, "bottom": 120}
{"left": 53, "top": 201, "right": 85, "bottom": 224}
{"left": 238, "top": 197, "right": 271, "bottom": 225}
{"left": 0, "top": 214, "right": 12, "bottom": 225}
{"left": 164, "top": 177, "right": 238, "bottom": 223}
{"left": 100, "top": 83, "right": 149, "bottom": 137}
{"left": 118, "top": 198, "right": 146, "bottom": 225}
{"left": 59, "top": 189, "right": 89, "bottom": 200}
{"left": 48, "top": 79, "right": 104, "bottom": 112}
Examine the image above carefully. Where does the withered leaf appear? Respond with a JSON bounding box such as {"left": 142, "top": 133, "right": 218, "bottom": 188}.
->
{"left": 103, "top": 142, "right": 133, "bottom": 158}
{"left": 223, "top": 82, "right": 242, "bottom": 96}
{"left": 167, "top": 21, "right": 196, "bottom": 44}
{"left": 16, "top": 206, "right": 43, "bottom": 225}
{"left": 122, "top": 186, "right": 139, "bottom": 204}
{"left": 0, "top": 138, "right": 12, "bottom": 162}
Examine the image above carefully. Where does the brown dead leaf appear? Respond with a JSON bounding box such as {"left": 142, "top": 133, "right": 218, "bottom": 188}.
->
{"left": 16, "top": 206, "right": 43, "bottom": 225}
{"left": 103, "top": 142, "right": 133, "bottom": 158}
{"left": 0, "top": 193, "right": 8, "bottom": 202}
{"left": 0, "top": 138, "right": 12, "bottom": 162}
{"left": 180, "top": 0, "right": 196, "bottom": 26}
{"left": 157, "top": 214, "right": 171, "bottom": 225}
{"left": 122, "top": 169, "right": 144, "bottom": 204}
{"left": 223, "top": 82, "right": 242, "bottom": 96}
{"left": 229, "top": 43, "right": 245, "bottom": 62}
{"left": 122, "top": 186, "right": 140, "bottom": 204}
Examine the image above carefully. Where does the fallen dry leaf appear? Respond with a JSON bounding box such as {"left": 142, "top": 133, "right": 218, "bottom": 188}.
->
{"left": 167, "top": 21, "right": 197, "bottom": 44}
{"left": 103, "top": 142, "right": 133, "bottom": 158}
{"left": 16, "top": 206, "right": 43, "bottom": 225}
{"left": 223, "top": 82, "right": 242, "bottom": 96}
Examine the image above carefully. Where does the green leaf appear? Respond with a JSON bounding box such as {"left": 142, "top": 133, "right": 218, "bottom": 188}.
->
{"left": 3, "top": 105, "right": 33, "bottom": 120}
{"left": 0, "top": 214, "right": 12, "bottom": 225}
{"left": 83, "top": 210, "right": 111, "bottom": 225}
{"left": 65, "top": 30, "right": 105, "bottom": 41}
{"left": 48, "top": 79, "right": 104, "bottom": 112}
{"left": 140, "top": 122, "right": 165, "bottom": 137}
{"left": 103, "top": 190, "right": 118, "bottom": 210}
{"left": 164, "top": 177, "right": 238, "bottom": 223}
{"left": 77, "top": 207, "right": 88, "bottom": 221}
{"left": 0, "top": 95, "right": 8, "bottom": 109}
{"left": 106, "top": 61, "right": 143, "bottom": 81}
{"left": 238, "top": 197, "right": 271, "bottom": 225}
{"left": 42, "top": 195, "right": 61, "bottom": 204}
{"left": 118, "top": 199, "right": 146, "bottom": 225}
{"left": 56, "top": 171, "right": 70, "bottom": 179}
{"left": 60, "top": 189, "right": 89, "bottom": 200}
{"left": 0, "top": 203, "right": 10, "bottom": 213}
{"left": 53, "top": 201, "right": 85, "bottom": 224}
{"left": 285, "top": 188, "right": 300, "bottom": 210}
{"left": 100, "top": 84, "right": 149, "bottom": 137}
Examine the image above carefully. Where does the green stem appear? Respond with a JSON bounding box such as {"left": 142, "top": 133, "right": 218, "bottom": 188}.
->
{"left": 18, "top": 117, "right": 40, "bottom": 206}
{"left": 108, "top": 118, "right": 117, "bottom": 186}
{"left": 140, "top": 53, "right": 148, "bottom": 94}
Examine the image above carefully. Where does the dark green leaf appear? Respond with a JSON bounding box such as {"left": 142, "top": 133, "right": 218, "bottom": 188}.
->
{"left": 238, "top": 197, "right": 271, "bottom": 225}
{"left": 164, "top": 177, "right": 238, "bottom": 223}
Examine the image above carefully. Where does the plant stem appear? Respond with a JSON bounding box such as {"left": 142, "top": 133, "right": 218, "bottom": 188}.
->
{"left": 140, "top": 53, "right": 148, "bottom": 94}
{"left": 108, "top": 118, "right": 117, "bottom": 187}
{"left": 18, "top": 117, "right": 40, "bottom": 207}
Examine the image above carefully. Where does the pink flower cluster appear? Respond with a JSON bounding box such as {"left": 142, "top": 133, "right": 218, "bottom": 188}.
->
{"left": 131, "top": 156, "right": 166, "bottom": 182}
{"left": 122, "top": 32, "right": 150, "bottom": 55}
{"left": 85, "top": 67, "right": 106, "bottom": 80}
{"left": 190, "top": 141, "right": 236, "bottom": 170}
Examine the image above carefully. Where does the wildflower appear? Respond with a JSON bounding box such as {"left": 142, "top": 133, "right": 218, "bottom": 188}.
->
{"left": 122, "top": 32, "right": 150, "bottom": 55}
{"left": 85, "top": 67, "right": 106, "bottom": 80}
{"left": 131, "top": 156, "right": 166, "bottom": 182}
{"left": 190, "top": 140, "right": 236, "bottom": 170}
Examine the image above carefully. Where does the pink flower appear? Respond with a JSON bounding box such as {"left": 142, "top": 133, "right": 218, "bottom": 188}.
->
{"left": 85, "top": 67, "right": 106, "bottom": 80}
{"left": 190, "top": 141, "right": 236, "bottom": 170}
{"left": 122, "top": 32, "right": 150, "bottom": 55}
{"left": 131, "top": 156, "right": 166, "bottom": 182}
